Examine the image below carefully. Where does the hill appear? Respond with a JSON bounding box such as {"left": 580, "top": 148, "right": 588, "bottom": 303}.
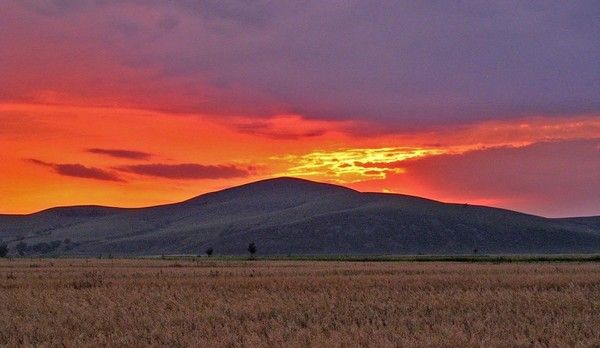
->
{"left": 1, "top": 177, "right": 599, "bottom": 256}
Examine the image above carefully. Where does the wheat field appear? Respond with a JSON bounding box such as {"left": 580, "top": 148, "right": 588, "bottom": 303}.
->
{"left": 0, "top": 259, "right": 599, "bottom": 347}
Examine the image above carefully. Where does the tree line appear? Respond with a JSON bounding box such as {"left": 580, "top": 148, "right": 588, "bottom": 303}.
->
{"left": 0, "top": 241, "right": 259, "bottom": 258}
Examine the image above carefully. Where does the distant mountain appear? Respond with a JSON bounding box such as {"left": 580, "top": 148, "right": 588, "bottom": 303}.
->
{"left": 1, "top": 177, "right": 599, "bottom": 256}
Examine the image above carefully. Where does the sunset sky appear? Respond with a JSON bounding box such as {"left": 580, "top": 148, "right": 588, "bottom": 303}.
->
{"left": 1, "top": 1, "right": 599, "bottom": 217}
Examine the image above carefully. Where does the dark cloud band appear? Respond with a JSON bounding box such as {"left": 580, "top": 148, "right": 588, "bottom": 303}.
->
{"left": 27, "top": 159, "right": 124, "bottom": 182}
{"left": 116, "top": 163, "right": 252, "bottom": 179}
{"left": 87, "top": 148, "right": 153, "bottom": 160}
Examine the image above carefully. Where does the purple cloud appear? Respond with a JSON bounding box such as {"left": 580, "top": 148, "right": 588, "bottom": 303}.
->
{"left": 116, "top": 163, "right": 252, "bottom": 179}
{"left": 87, "top": 148, "right": 153, "bottom": 160}
{"left": 27, "top": 159, "right": 124, "bottom": 182}
{"left": 1, "top": 2, "right": 598, "bottom": 130}
{"left": 233, "top": 120, "right": 327, "bottom": 139}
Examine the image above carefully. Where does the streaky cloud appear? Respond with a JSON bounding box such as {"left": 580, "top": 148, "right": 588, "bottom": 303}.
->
{"left": 87, "top": 148, "right": 153, "bottom": 160}
{"left": 26, "top": 159, "right": 124, "bottom": 182}
{"left": 233, "top": 120, "right": 327, "bottom": 140}
{"left": 116, "top": 163, "right": 252, "bottom": 179}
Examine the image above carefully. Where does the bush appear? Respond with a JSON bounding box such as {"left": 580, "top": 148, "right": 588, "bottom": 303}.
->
{"left": 49, "top": 240, "right": 62, "bottom": 249}
{"left": 248, "top": 242, "right": 257, "bottom": 256}
{"left": 16, "top": 242, "right": 27, "bottom": 256}
{"left": 205, "top": 247, "right": 214, "bottom": 257}
{"left": 0, "top": 243, "right": 8, "bottom": 258}
{"left": 28, "top": 240, "right": 62, "bottom": 254}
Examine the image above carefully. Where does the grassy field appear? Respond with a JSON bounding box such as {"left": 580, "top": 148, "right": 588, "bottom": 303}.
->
{"left": 1, "top": 259, "right": 599, "bottom": 347}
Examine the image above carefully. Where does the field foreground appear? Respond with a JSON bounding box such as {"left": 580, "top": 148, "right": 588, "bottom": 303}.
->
{"left": 1, "top": 259, "right": 599, "bottom": 347}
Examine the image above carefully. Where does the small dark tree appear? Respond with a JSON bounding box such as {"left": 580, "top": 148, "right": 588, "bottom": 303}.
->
{"left": 16, "top": 242, "right": 27, "bottom": 256}
{"left": 49, "top": 240, "right": 62, "bottom": 250}
{"left": 473, "top": 248, "right": 478, "bottom": 255}
{"left": 0, "top": 243, "right": 8, "bottom": 258}
{"left": 205, "top": 247, "right": 214, "bottom": 257}
{"left": 247, "top": 242, "right": 257, "bottom": 257}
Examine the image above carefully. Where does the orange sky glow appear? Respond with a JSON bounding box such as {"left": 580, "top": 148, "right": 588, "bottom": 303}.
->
{"left": 2, "top": 2, "right": 600, "bottom": 218}
{"left": 2, "top": 102, "right": 599, "bottom": 216}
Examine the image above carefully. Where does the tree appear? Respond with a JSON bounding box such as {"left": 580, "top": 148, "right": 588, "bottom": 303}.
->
{"left": 247, "top": 242, "right": 257, "bottom": 257}
{"left": 16, "top": 242, "right": 27, "bottom": 256}
{"left": 0, "top": 243, "right": 8, "bottom": 258}
{"left": 205, "top": 247, "right": 214, "bottom": 257}
{"left": 49, "top": 240, "right": 62, "bottom": 250}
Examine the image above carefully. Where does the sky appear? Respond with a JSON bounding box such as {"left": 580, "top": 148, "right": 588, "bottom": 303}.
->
{"left": 1, "top": 1, "right": 599, "bottom": 217}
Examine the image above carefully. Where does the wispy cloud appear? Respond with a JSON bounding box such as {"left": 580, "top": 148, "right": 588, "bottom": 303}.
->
{"left": 233, "top": 119, "right": 327, "bottom": 140}
{"left": 27, "top": 159, "right": 124, "bottom": 182}
{"left": 87, "top": 148, "right": 153, "bottom": 160}
{"left": 116, "top": 163, "right": 253, "bottom": 179}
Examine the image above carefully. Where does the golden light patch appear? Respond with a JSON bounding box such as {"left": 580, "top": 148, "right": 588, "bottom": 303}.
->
{"left": 273, "top": 147, "right": 445, "bottom": 183}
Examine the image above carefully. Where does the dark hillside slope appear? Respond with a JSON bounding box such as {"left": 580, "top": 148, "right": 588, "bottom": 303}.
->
{"left": 555, "top": 216, "right": 600, "bottom": 232}
{"left": 1, "top": 178, "right": 599, "bottom": 256}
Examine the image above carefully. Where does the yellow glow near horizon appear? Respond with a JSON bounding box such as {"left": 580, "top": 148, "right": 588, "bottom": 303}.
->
{"left": 274, "top": 147, "right": 446, "bottom": 183}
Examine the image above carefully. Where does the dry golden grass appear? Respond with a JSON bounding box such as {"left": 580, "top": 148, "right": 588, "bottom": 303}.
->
{"left": 1, "top": 259, "right": 599, "bottom": 347}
